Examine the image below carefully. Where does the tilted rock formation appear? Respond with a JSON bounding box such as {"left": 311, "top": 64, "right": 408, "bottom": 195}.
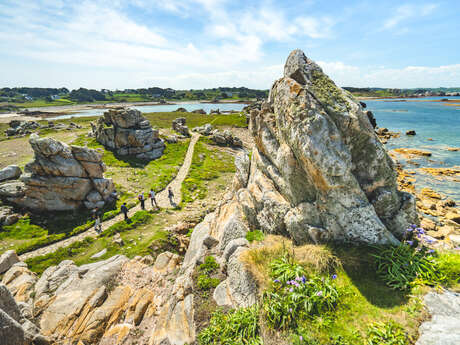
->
{"left": 94, "top": 108, "right": 165, "bottom": 160}
{"left": 242, "top": 49, "right": 418, "bottom": 244}
{"left": 0, "top": 134, "right": 115, "bottom": 211}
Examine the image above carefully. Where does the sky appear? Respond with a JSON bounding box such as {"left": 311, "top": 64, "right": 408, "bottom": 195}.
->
{"left": 0, "top": 0, "right": 459, "bottom": 90}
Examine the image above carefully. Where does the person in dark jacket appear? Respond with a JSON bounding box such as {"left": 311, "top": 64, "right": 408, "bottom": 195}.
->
{"left": 138, "top": 193, "right": 145, "bottom": 210}
{"left": 168, "top": 187, "right": 175, "bottom": 206}
{"left": 121, "top": 203, "right": 128, "bottom": 221}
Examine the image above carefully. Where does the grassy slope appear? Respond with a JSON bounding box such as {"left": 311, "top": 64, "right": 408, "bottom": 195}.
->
{"left": 182, "top": 139, "right": 235, "bottom": 204}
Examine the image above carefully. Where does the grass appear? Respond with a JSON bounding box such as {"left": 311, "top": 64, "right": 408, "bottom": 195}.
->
{"left": 143, "top": 112, "right": 247, "bottom": 129}
{"left": 72, "top": 134, "right": 190, "bottom": 193}
{"left": 240, "top": 235, "right": 429, "bottom": 344}
{"left": 182, "top": 139, "right": 235, "bottom": 204}
{"left": 24, "top": 210, "right": 164, "bottom": 275}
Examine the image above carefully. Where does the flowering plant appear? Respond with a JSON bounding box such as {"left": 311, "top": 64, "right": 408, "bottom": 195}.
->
{"left": 263, "top": 255, "right": 339, "bottom": 330}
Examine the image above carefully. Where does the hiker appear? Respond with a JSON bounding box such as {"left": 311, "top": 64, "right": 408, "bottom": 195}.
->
{"left": 149, "top": 188, "right": 158, "bottom": 209}
{"left": 121, "top": 202, "right": 128, "bottom": 221}
{"left": 168, "top": 187, "right": 175, "bottom": 206}
{"left": 93, "top": 207, "right": 102, "bottom": 234}
{"left": 138, "top": 192, "right": 145, "bottom": 210}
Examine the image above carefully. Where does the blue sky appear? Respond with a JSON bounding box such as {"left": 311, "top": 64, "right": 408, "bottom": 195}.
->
{"left": 0, "top": 0, "right": 459, "bottom": 90}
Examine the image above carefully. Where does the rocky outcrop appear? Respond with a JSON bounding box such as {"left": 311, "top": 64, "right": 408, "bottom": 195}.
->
{"left": 1, "top": 254, "right": 182, "bottom": 345}
{"left": 5, "top": 120, "right": 40, "bottom": 137}
{"left": 0, "top": 205, "right": 20, "bottom": 226}
{"left": 211, "top": 129, "right": 243, "bottom": 147}
{"left": 240, "top": 49, "right": 417, "bottom": 244}
{"left": 416, "top": 291, "right": 460, "bottom": 345}
{"left": 0, "top": 134, "right": 115, "bottom": 211}
{"left": 94, "top": 107, "right": 165, "bottom": 160}
{"left": 172, "top": 117, "right": 191, "bottom": 137}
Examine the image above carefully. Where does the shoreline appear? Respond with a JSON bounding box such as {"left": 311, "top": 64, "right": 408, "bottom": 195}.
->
{"left": 0, "top": 99, "right": 251, "bottom": 122}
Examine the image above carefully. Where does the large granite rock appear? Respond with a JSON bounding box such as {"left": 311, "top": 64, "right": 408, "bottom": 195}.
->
{"left": 0, "top": 309, "right": 25, "bottom": 345}
{"left": 416, "top": 291, "right": 460, "bottom": 345}
{"left": 94, "top": 107, "right": 165, "bottom": 160}
{"left": 0, "top": 134, "right": 115, "bottom": 211}
{"left": 242, "top": 49, "right": 417, "bottom": 244}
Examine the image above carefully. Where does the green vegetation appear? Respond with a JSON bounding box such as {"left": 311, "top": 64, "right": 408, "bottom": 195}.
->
{"left": 235, "top": 235, "right": 432, "bottom": 343}
{"left": 246, "top": 230, "right": 265, "bottom": 243}
{"left": 72, "top": 134, "right": 190, "bottom": 192}
{"left": 373, "top": 243, "right": 447, "bottom": 290}
{"left": 2, "top": 86, "right": 267, "bottom": 108}
{"left": 198, "top": 305, "right": 262, "bottom": 345}
{"left": 366, "top": 321, "right": 411, "bottom": 345}
{"left": 197, "top": 256, "right": 220, "bottom": 291}
{"left": 25, "top": 210, "right": 156, "bottom": 275}
{"left": 143, "top": 112, "right": 247, "bottom": 130}
{"left": 182, "top": 139, "right": 235, "bottom": 204}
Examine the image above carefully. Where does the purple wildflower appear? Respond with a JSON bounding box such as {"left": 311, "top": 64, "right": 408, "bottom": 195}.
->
{"left": 316, "top": 291, "right": 323, "bottom": 297}
{"left": 289, "top": 308, "right": 293, "bottom": 313}
{"left": 411, "top": 224, "right": 417, "bottom": 229}
{"left": 301, "top": 276, "right": 306, "bottom": 284}
{"left": 299, "top": 336, "right": 303, "bottom": 341}
{"left": 289, "top": 288, "right": 294, "bottom": 292}
{"left": 417, "top": 228, "right": 425, "bottom": 234}
{"left": 274, "top": 279, "right": 280, "bottom": 283}
{"left": 407, "top": 240, "right": 414, "bottom": 246}
{"left": 428, "top": 249, "right": 435, "bottom": 253}
{"left": 332, "top": 274, "right": 337, "bottom": 280}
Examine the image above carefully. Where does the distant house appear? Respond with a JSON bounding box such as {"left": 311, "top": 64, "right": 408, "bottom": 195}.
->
{"left": 51, "top": 95, "right": 60, "bottom": 100}
{"left": 24, "top": 96, "right": 33, "bottom": 101}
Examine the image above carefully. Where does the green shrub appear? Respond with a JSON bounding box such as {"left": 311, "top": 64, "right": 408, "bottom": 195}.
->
{"left": 373, "top": 243, "right": 446, "bottom": 291}
{"left": 263, "top": 255, "right": 339, "bottom": 330}
{"left": 246, "top": 230, "right": 264, "bottom": 243}
{"left": 366, "top": 321, "right": 410, "bottom": 345}
{"left": 102, "top": 210, "right": 152, "bottom": 237}
{"left": 435, "top": 251, "right": 460, "bottom": 287}
{"left": 198, "top": 305, "right": 262, "bottom": 345}
{"left": 197, "top": 274, "right": 220, "bottom": 290}
{"left": 200, "top": 256, "right": 220, "bottom": 273}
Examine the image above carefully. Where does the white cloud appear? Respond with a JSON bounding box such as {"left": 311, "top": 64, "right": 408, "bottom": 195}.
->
{"left": 382, "top": 3, "right": 438, "bottom": 30}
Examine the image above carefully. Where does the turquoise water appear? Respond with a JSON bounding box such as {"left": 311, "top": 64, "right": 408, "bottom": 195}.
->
{"left": 50, "top": 103, "right": 247, "bottom": 120}
{"left": 366, "top": 97, "right": 460, "bottom": 201}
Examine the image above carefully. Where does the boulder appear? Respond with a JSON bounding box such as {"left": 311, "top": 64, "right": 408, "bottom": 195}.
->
{"left": 406, "top": 130, "right": 416, "bottom": 135}
{"left": 0, "top": 165, "right": 22, "bottom": 182}
{"left": 193, "top": 123, "right": 213, "bottom": 135}
{"left": 4, "top": 120, "right": 40, "bottom": 137}
{"left": 172, "top": 117, "right": 191, "bottom": 137}
{"left": 191, "top": 109, "right": 206, "bottom": 114}
{"left": 0, "top": 134, "right": 115, "bottom": 211}
{"left": 0, "top": 284, "right": 21, "bottom": 322}
{"left": 174, "top": 107, "right": 187, "bottom": 112}
{"left": 0, "top": 250, "right": 20, "bottom": 274}
{"left": 94, "top": 107, "right": 165, "bottom": 160}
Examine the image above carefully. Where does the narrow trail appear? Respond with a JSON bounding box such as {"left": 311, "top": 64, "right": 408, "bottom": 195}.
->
{"left": 20, "top": 133, "right": 201, "bottom": 261}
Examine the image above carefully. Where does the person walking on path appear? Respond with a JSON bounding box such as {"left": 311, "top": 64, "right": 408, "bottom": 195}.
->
{"left": 92, "top": 207, "right": 102, "bottom": 234}
{"left": 168, "top": 187, "right": 175, "bottom": 207}
{"left": 121, "top": 203, "right": 129, "bottom": 221}
{"left": 149, "top": 188, "right": 158, "bottom": 209}
{"left": 138, "top": 192, "right": 145, "bottom": 210}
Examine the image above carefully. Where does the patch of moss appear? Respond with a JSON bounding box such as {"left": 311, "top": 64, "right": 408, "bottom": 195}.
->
{"left": 310, "top": 70, "right": 351, "bottom": 113}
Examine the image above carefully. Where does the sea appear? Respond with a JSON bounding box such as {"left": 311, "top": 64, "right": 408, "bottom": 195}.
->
{"left": 366, "top": 97, "right": 460, "bottom": 202}
{"left": 50, "top": 102, "right": 248, "bottom": 120}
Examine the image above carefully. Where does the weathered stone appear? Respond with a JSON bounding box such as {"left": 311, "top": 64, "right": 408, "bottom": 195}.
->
{"left": 0, "top": 250, "right": 20, "bottom": 274}
{"left": 210, "top": 129, "right": 243, "bottom": 147}
{"left": 0, "top": 165, "right": 22, "bottom": 182}
{"left": 193, "top": 123, "right": 213, "bottom": 135}
{"left": 222, "top": 238, "right": 249, "bottom": 263}
{"left": 416, "top": 291, "right": 460, "bottom": 345}
{"left": 0, "top": 284, "right": 21, "bottom": 322}
{"left": 172, "top": 117, "right": 190, "bottom": 137}
{"left": 0, "top": 308, "right": 25, "bottom": 345}
{"left": 0, "top": 134, "right": 114, "bottom": 211}
{"left": 94, "top": 107, "right": 165, "bottom": 160}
